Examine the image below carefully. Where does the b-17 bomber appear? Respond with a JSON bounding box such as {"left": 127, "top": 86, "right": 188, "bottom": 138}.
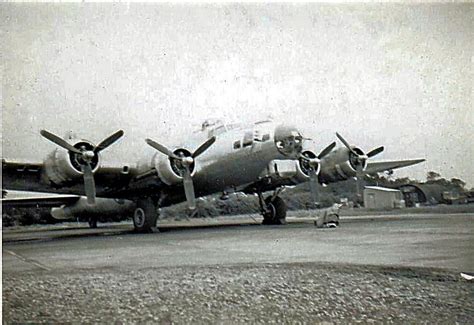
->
{"left": 1, "top": 119, "right": 424, "bottom": 232}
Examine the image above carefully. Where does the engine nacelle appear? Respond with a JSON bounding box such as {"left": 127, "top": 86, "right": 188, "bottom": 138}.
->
{"left": 267, "top": 149, "right": 320, "bottom": 184}
{"left": 50, "top": 197, "right": 135, "bottom": 220}
{"left": 319, "top": 147, "right": 366, "bottom": 183}
{"left": 42, "top": 140, "right": 100, "bottom": 186}
{"left": 137, "top": 148, "right": 197, "bottom": 186}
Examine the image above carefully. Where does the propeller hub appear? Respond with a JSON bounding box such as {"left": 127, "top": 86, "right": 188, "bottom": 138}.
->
{"left": 307, "top": 157, "right": 320, "bottom": 167}
{"left": 82, "top": 150, "right": 95, "bottom": 161}
{"left": 349, "top": 148, "right": 366, "bottom": 171}
{"left": 299, "top": 150, "right": 320, "bottom": 176}
{"left": 182, "top": 156, "right": 194, "bottom": 166}
{"left": 68, "top": 141, "right": 99, "bottom": 172}
{"left": 168, "top": 148, "right": 195, "bottom": 177}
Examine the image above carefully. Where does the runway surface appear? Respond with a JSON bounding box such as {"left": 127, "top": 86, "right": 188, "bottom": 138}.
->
{"left": 3, "top": 213, "right": 473, "bottom": 273}
{"left": 3, "top": 212, "right": 474, "bottom": 324}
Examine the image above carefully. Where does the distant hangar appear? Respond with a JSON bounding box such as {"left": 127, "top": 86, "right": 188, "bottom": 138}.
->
{"left": 398, "top": 183, "right": 469, "bottom": 206}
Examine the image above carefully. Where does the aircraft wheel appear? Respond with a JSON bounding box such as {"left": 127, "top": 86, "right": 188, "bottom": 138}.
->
{"left": 262, "top": 196, "right": 287, "bottom": 225}
{"left": 133, "top": 198, "right": 158, "bottom": 233}
{"left": 88, "top": 217, "right": 98, "bottom": 229}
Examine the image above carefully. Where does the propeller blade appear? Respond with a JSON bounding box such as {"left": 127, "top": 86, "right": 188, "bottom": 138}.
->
{"left": 336, "top": 132, "right": 358, "bottom": 156}
{"left": 309, "top": 168, "right": 319, "bottom": 208}
{"left": 145, "top": 139, "right": 180, "bottom": 159}
{"left": 94, "top": 130, "right": 124, "bottom": 153}
{"left": 182, "top": 166, "right": 196, "bottom": 210}
{"left": 367, "top": 146, "right": 384, "bottom": 158}
{"left": 355, "top": 170, "right": 365, "bottom": 202}
{"left": 192, "top": 136, "right": 216, "bottom": 159}
{"left": 317, "top": 141, "right": 336, "bottom": 159}
{"left": 40, "top": 130, "right": 82, "bottom": 154}
{"left": 81, "top": 163, "right": 96, "bottom": 205}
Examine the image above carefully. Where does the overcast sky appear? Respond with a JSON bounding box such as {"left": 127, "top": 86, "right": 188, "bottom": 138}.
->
{"left": 1, "top": 3, "right": 473, "bottom": 187}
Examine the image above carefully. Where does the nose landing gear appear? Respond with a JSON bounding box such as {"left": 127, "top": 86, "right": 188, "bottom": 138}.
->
{"left": 314, "top": 204, "right": 341, "bottom": 228}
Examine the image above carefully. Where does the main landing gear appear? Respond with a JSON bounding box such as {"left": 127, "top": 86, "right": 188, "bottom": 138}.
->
{"left": 133, "top": 197, "right": 159, "bottom": 233}
{"left": 258, "top": 190, "right": 287, "bottom": 225}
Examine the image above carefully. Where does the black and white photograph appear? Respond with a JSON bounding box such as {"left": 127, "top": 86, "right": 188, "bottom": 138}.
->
{"left": 1, "top": 1, "right": 473, "bottom": 323}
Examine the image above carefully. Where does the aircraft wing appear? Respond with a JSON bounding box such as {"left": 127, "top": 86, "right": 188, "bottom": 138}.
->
{"left": 1, "top": 194, "right": 81, "bottom": 208}
{"left": 364, "top": 159, "right": 425, "bottom": 175}
{"left": 2, "top": 158, "right": 136, "bottom": 197}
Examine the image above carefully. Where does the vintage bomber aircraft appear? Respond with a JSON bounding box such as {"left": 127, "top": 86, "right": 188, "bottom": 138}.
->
{"left": 2, "top": 119, "right": 424, "bottom": 232}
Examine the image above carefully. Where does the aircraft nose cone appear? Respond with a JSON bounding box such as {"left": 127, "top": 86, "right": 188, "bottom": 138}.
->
{"left": 274, "top": 124, "right": 304, "bottom": 157}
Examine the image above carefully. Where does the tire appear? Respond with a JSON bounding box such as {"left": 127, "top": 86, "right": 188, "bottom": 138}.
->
{"left": 262, "top": 196, "right": 287, "bottom": 225}
{"left": 133, "top": 198, "right": 158, "bottom": 233}
{"left": 88, "top": 217, "right": 98, "bottom": 229}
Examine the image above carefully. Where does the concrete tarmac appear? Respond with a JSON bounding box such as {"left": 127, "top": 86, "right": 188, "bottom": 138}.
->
{"left": 3, "top": 213, "right": 474, "bottom": 274}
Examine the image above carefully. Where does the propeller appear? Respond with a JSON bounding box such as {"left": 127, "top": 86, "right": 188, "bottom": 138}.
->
{"left": 335, "top": 132, "right": 384, "bottom": 172}
{"left": 40, "top": 129, "right": 124, "bottom": 205}
{"left": 335, "top": 132, "right": 384, "bottom": 200}
{"left": 145, "top": 136, "right": 216, "bottom": 210}
{"left": 300, "top": 141, "right": 336, "bottom": 208}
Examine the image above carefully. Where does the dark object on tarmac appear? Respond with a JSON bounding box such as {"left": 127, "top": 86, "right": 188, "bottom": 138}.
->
{"left": 315, "top": 215, "right": 339, "bottom": 228}
{"left": 315, "top": 204, "right": 341, "bottom": 228}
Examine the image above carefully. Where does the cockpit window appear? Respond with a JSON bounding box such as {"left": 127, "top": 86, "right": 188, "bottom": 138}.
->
{"left": 202, "top": 121, "right": 243, "bottom": 138}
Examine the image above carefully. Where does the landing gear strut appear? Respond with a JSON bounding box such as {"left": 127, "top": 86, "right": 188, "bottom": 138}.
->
{"left": 258, "top": 191, "right": 287, "bottom": 225}
{"left": 133, "top": 197, "right": 159, "bottom": 233}
{"left": 88, "top": 217, "right": 98, "bottom": 229}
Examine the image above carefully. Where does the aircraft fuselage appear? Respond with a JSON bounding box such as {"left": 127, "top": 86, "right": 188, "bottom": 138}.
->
{"left": 136, "top": 121, "right": 307, "bottom": 205}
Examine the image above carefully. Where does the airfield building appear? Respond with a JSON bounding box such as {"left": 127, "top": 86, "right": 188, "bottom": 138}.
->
{"left": 363, "top": 186, "right": 403, "bottom": 209}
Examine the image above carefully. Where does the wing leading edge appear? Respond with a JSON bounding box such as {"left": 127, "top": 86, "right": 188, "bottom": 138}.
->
{"left": 364, "top": 159, "right": 425, "bottom": 175}
{"left": 1, "top": 194, "right": 81, "bottom": 208}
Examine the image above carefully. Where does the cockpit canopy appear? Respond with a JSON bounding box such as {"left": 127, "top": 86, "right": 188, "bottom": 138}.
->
{"left": 199, "top": 119, "right": 273, "bottom": 138}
